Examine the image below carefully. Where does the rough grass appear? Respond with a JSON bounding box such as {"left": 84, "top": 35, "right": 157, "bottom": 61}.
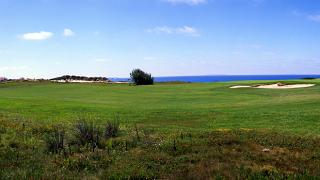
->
{"left": 1, "top": 118, "right": 320, "bottom": 179}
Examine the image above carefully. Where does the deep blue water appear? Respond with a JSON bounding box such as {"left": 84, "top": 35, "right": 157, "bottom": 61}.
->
{"left": 110, "top": 75, "right": 320, "bottom": 83}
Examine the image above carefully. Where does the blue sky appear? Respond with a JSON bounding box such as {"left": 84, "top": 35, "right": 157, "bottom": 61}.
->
{"left": 0, "top": 0, "right": 319, "bottom": 78}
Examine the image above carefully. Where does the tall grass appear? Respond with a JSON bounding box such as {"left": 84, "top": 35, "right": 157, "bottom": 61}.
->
{"left": 74, "top": 120, "right": 102, "bottom": 151}
{"left": 44, "top": 126, "right": 65, "bottom": 154}
{"left": 1, "top": 117, "right": 320, "bottom": 179}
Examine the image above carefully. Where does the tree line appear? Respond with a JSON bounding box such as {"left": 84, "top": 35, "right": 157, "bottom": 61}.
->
{"left": 51, "top": 75, "right": 109, "bottom": 82}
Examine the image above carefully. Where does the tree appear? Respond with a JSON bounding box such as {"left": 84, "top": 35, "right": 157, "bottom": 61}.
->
{"left": 130, "top": 69, "right": 154, "bottom": 85}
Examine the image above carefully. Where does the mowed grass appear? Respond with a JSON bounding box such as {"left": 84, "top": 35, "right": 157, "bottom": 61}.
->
{"left": 0, "top": 79, "right": 319, "bottom": 134}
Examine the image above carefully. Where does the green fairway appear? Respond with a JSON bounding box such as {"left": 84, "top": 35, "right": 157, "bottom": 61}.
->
{"left": 0, "top": 79, "right": 319, "bottom": 134}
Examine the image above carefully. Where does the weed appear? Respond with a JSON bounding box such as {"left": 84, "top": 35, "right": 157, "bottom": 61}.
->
{"left": 134, "top": 124, "right": 140, "bottom": 141}
{"left": 44, "top": 127, "right": 65, "bottom": 154}
{"left": 173, "top": 139, "right": 177, "bottom": 151}
{"left": 104, "top": 121, "right": 119, "bottom": 139}
{"left": 74, "top": 120, "right": 102, "bottom": 152}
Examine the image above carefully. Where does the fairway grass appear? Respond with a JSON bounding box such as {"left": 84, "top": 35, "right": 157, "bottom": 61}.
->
{"left": 0, "top": 79, "right": 319, "bottom": 134}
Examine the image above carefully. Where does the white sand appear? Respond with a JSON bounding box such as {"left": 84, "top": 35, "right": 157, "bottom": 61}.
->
{"left": 111, "top": 81, "right": 129, "bottom": 84}
{"left": 230, "top": 85, "right": 252, "bottom": 89}
{"left": 230, "top": 83, "right": 315, "bottom": 89}
{"left": 255, "top": 84, "right": 315, "bottom": 89}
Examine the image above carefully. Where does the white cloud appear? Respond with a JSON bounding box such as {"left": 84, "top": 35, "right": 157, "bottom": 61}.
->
{"left": 148, "top": 26, "right": 173, "bottom": 34}
{"left": 63, "top": 28, "right": 75, "bottom": 37}
{"left": 147, "top": 26, "right": 200, "bottom": 36}
{"left": 308, "top": 14, "right": 320, "bottom": 22}
{"left": 165, "top": 0, "right": 207, "bottom": 5}
{"left": 21, "top": 31, "right": 53, "bottom": 41}
{"left": 177, "top": 26, "right": 200, "bottom": 36}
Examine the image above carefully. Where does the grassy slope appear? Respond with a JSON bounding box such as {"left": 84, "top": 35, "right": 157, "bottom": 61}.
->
{"left": 0, "top": 79, "right": 319, "bottom": 134}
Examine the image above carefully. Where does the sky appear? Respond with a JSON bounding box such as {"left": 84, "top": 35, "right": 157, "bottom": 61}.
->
{"left": 0, "top": 0, "right": 320, "bottom": 78}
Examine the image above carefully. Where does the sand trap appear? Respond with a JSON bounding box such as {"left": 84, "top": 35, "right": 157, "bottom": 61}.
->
{"left": 230, "top": 83, "right": 315, "bottom": 89}
{"left": 255, "top": 83, "right": 315, "bottom": 89}
{"left": 230, "top": 85, "right": 252, "bottom": 89}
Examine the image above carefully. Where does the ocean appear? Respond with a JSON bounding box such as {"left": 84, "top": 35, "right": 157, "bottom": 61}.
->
{"left": 110, "top": 75, "right": 320, "bottom": 83}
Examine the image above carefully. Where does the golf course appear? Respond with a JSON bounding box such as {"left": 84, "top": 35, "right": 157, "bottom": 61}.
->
{"left": 1, "top": 79, "right": 320, "bottom": 179}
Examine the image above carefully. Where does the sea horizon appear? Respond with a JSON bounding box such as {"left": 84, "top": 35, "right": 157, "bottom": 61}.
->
{"left": 110, "top": 74, "right": 320, "bottom": 83}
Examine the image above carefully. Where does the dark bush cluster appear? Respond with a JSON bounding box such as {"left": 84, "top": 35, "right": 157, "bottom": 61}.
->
{"left": 51, "top": 75, "right": 108, "bottom": 82}
{"left": 130, "top": 69, "right": 154, "bottom": 85}
{"left": 44, "top": 119, "right": 120, "bottom": 154}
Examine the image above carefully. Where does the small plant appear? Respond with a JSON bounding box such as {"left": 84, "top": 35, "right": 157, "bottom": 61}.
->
{"left": 44, "top": 127, "right": 65, "bottom": 154}
{"left": 134, "top": 124, "right": 140, "bottom": 141}
{"left": 173, "top": 139, "right": 177, "bottom": 151}
{"left": 74, "top": 120, "right": 102, "bottom": 152}
{"left": 125, "top": 140, "right": 128, "bottom": 151}
{"left": 104, "top": 121, "right": 119, "bottom": 139}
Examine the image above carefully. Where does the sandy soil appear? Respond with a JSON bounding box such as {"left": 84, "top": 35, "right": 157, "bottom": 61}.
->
{"left": 255, "top": 84, "right": 315, "bottom": 89}
{"left": 230, "top": 83, "right": 315, "bottom": 89}
{"left": 230, "top": 85, "right": 252, "bottom": 89}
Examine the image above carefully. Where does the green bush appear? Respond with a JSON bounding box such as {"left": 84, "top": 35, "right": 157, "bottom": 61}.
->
{"left": 130, "top": 69, "right": 154, "bottom": 85}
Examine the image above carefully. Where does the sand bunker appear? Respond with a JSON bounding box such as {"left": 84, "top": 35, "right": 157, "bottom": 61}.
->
{"left": 230, "top": 83, "right": 315, "bottom": 89}
{"left": 230, "top": 85, "right": 252, "bottom": 89}
{"left": 255, "top": 83, "right": 315, "bottom": 89}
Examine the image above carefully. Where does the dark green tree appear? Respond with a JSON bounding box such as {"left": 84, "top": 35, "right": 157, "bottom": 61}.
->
{"left": 130, "top": 69, "right": 154, "bottom": 85}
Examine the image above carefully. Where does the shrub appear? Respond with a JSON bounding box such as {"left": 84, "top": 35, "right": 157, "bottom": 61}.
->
{"left": 130, "top": 69, "right": 154, "bottom": 85}
{"left": 44, "top": 127, "right": 65, "bottom": 154}
{"left": 104, "top": 121, "right": 120, "bottom": 139}
{"left": 74, "top": 120, "right": 102, "bottom": 151}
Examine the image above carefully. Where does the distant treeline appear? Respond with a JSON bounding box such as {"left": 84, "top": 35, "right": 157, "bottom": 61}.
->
{"left": 51, "top": 75, "right": 109, "bottom": 81}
